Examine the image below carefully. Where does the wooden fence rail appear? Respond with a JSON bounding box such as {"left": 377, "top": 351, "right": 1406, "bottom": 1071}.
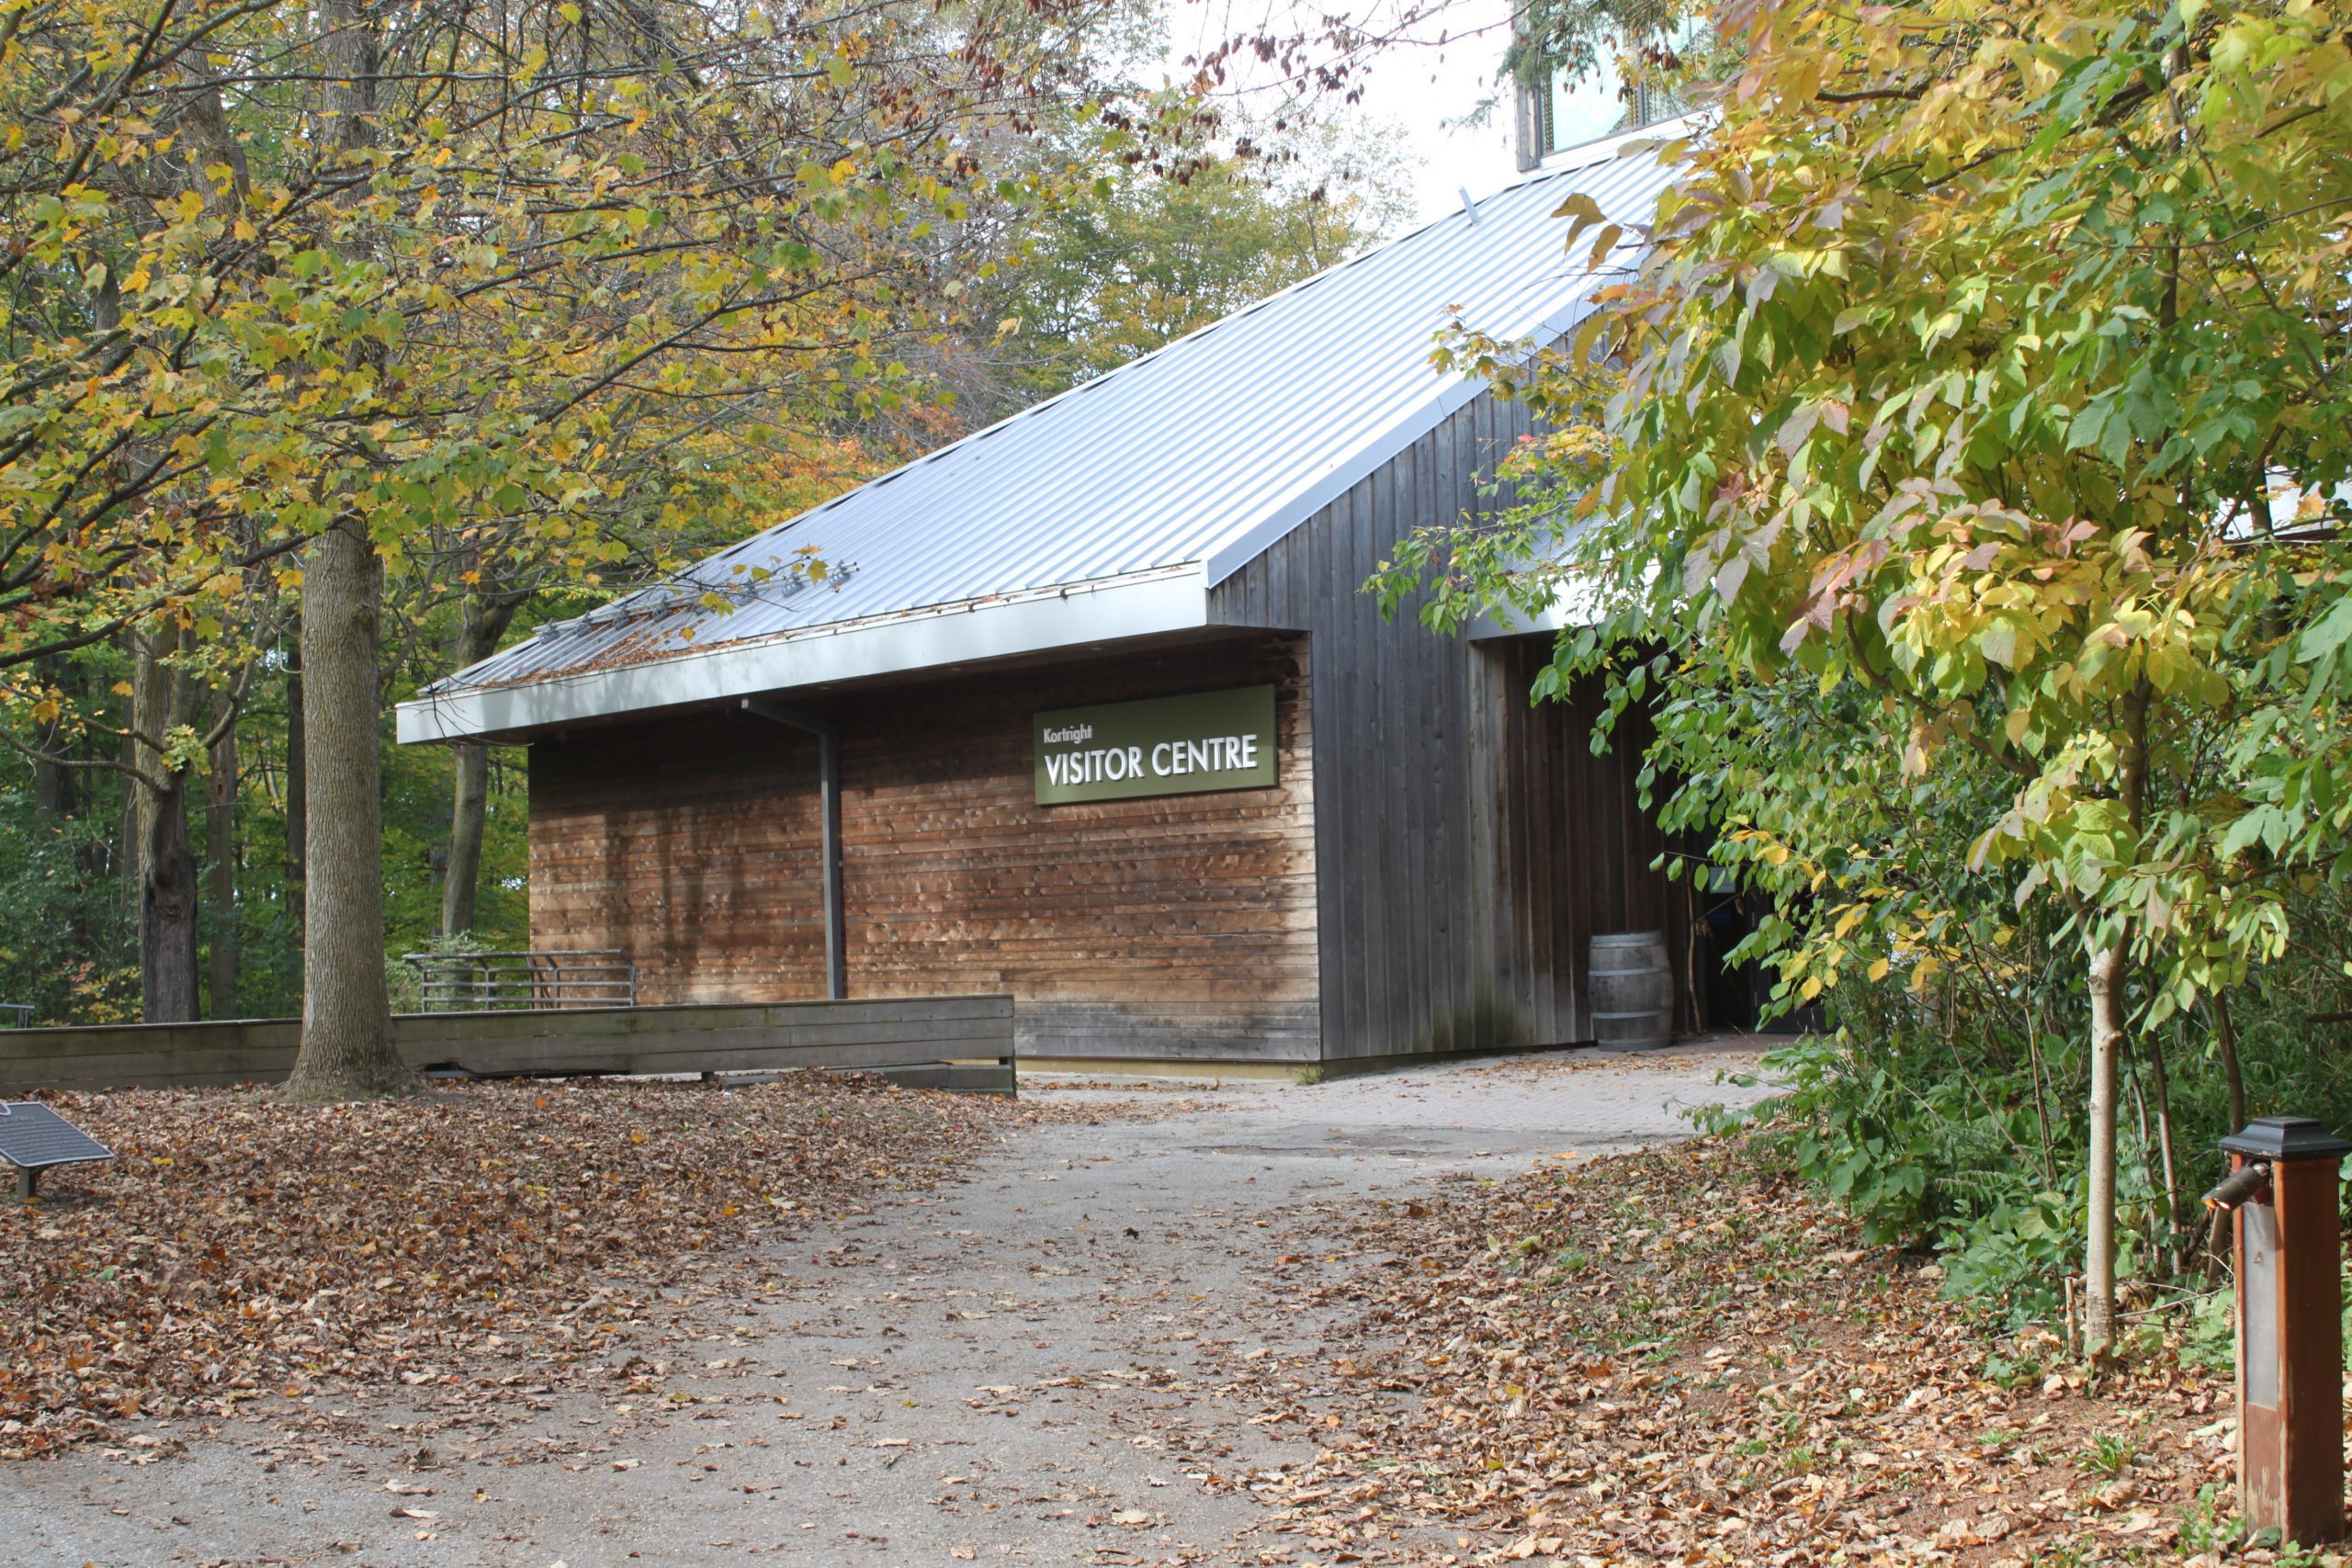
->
{"left": 401, "top": 949, "right": 638, "bottom": 1011}
{"left": 0, "top": 996, "right": 1014, "bottom": 1095}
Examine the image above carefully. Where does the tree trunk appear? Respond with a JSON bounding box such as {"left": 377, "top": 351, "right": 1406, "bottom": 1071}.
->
{"left": 141, "top": 769, "right": 200, "bottom": 1022}
{"left": 130, "top": 627, "right": 200, "bottom": 1023}
{"left": 122, "top": 638, "right": 154, "bottom": 925}
{"left": 285, "top": 0, "right": 403, "bottom": 1099}
{"left": 2084, "top": 938, "right": 2126, "bottom": 1355}
{"left": 439, "top": 593, "right": 521, "bottom": 939}
{"left": 441, "top": 741, "right": 489, "bottom": 937}
{"left": 206, "top": 691, "right": 240, "bottom": 1018}
{"left": 284, "top": 518, "right": 407, "bottom": 1100}
{"left": 2209, "top": 990, "right": 2247, "bottom": 1134}
{"left": 31, "top": 654, "right": 75, "bottom": 818}
{"left": 286, "top": 633, "right": 306, "bottom": 938}
{"left": 2143, "top": 1024, "right": 2182, "bottom": 1274}
{"left": 2080, "top": 677, "right": 2151, "bottom": 1357}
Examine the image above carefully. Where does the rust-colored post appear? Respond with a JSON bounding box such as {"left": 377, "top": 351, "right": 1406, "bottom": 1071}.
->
{"left": 2213, "top": 1117, "right": 2350, "bottom": 1546}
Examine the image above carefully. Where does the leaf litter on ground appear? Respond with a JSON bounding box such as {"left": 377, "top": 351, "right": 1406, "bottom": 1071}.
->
{"left": 1, "top": 1073, "right": 1105, "bottom": 1461}
{"left": 1204, "top": 1138, "right": 2254, "bottom": 1568}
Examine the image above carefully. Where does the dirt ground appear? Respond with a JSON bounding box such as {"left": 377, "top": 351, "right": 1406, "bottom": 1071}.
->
{"left": 0, "top": 1040, "right": 1770, "bottom": 1568}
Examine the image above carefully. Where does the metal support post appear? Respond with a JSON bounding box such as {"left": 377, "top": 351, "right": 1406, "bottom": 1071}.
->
{"left": 743, "top": 698, "right": 847, "bottom": 1000}
{"left": 2204, "top": 1115, "right": 2352, "bottom": 1546}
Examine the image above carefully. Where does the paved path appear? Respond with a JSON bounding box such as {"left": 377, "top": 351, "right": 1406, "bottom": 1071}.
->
{"left": 4, "top": 1040, "right": 1775, "bottom": 1568}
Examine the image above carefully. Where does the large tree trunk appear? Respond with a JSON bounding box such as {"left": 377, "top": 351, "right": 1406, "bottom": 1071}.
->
{"left": 439, "top": 593, "right": 521, "bottom": 938}
{"left": 207, "top": 691, "right": 240, "bottom": 1017}
{"left": 131, "top": 627, "right": 200, "bottom": 1022}
{"left": 285, "top": 0, "right": 403, "bottom": 1100}
{"left": 286, "top": 630, "right": 306, "bottom": 938}
{"left": 284, "top": 518, "right": 407, "bottom": 1100}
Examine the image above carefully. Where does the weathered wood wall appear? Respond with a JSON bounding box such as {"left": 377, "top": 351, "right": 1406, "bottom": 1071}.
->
{"left": 518, "top": 391, "right": 1684, "bottom": 1066}
{"left": 1479, "top": 635, "right": 1700, "bottom": 1043}
{"left": 528, "top": 634, "right": 1320, "bottom": 1063}
{"left": 1209, "top": 390, "right": 1688, "bottom": 1059}
{"left": 0, "top": 996, "right": 1014, "bottom": 1094}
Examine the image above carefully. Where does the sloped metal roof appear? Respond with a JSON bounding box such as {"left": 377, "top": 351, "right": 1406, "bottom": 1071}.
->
{"left": 413, "top": 130, "right": 1683, "bottom": 716}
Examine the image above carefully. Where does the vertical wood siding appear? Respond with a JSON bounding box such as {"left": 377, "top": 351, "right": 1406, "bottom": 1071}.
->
{"left": 527, "top": 634, "right": 1320, "bottom": 1062}
{"left": 1480, "top": 635, "right": 1701, "bottom": 1043}
{"left": 1208, "top": 391, "right": 1688, "bottom": 1058}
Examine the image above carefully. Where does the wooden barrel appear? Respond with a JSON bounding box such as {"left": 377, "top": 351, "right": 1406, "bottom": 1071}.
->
{"left": 1589, "top": 931, "right": 1673, "bottom": 1049}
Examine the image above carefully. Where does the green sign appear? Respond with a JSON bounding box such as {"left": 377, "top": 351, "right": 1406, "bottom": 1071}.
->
{"left": 1035, "top": 685, "right": 1277, "bottom": 805}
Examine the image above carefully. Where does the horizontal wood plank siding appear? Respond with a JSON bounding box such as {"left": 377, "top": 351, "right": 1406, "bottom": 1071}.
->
{"left": 528, "top": 634, "right": 1319, "bottom": 1063}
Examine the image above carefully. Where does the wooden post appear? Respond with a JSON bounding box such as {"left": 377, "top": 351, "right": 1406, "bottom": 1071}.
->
{"left": 743, "top": 699, "right": 846, "bottom": 1000}
{"left": 13, "top": 1165, "right": 33, "bottom": 1203}
{"left": 2213, "top": 1117, "right": 2350, "bottom": 1546}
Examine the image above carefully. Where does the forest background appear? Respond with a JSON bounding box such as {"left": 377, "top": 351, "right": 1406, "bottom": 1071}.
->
{"left": 0, "top": 0, "right": 1413, "bottom": 1031}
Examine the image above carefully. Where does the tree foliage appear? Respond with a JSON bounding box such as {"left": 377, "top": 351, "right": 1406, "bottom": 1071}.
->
{"left": 967, "top": 129, "right": 1409, "bottom": 412}
{"left": 0, "top": 0, "right": 1408, "bottom": 1057}
{"left": 0, "top": 0, "right": 1140, "bottom": 671}
{"left": 0, "top": 0, "right": 1190, "bottom": 1087}
{"left": 1383, "top": 0, "right": 2352, "bottom": 1346}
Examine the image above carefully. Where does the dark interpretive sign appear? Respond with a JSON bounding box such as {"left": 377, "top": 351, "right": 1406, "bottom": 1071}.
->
{"left": 1034, "top": 685, "right": 1277, "bottom": 806}
{"left": 0, "top": 1100, "right": 114, "bottom": 1201}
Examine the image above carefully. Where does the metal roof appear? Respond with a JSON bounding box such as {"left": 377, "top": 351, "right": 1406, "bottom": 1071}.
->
{"left": 402, "top": 129, "right": 1683, "bottom": 735}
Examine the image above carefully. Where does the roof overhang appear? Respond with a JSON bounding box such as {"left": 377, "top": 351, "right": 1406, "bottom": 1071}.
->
{"left": 1467, "top": 604, "right": 1574, "bottom": 639}
{"left": 395, "top": 564, "right": 1211, "bottom": 743}
{"left": 1464, "top": 539, "right": 1608, "bottom": 640}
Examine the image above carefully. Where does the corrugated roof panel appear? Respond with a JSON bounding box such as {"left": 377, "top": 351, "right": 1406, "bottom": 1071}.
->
{"left": 434, "top": 133, "right": 1682, "bottom": 696}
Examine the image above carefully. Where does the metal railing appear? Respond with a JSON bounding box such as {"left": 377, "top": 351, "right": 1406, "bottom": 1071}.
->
{"left": 401, "top": 950, "right": 636, "bottom": 1013}
{"left": 0, "top": 1005, "right": 31, "bottom": 1029}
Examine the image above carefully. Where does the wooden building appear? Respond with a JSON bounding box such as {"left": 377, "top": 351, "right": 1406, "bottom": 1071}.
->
{"left": 397, "top": 132, "right": 1699, "bottom": 1071}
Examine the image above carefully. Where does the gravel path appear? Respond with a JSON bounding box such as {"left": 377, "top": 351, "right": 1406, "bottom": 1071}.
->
{"left": 3, "top": 1039, "right": 1776, "bottom": 1568}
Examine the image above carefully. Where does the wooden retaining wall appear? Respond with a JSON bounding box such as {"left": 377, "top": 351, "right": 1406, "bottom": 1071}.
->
{"left": 0, "top": 996, "right": 1013, "bottom": 1095}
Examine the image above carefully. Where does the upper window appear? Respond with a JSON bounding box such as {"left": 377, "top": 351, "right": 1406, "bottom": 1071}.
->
{"left": 1514, "top": 18, "right": 1706, "bottom": 169}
